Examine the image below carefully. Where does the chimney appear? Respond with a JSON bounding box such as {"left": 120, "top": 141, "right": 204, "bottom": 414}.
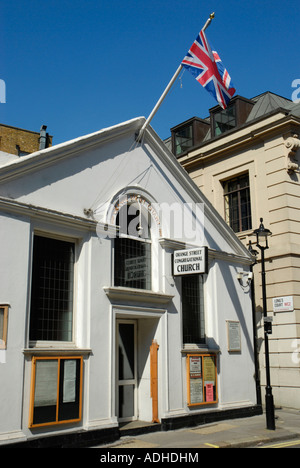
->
{"left": 39, "top": 125, "right": 48, "bottom": 150}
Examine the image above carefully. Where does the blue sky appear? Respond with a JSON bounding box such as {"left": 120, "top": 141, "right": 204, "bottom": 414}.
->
{"left": 1, "top": 0, "right": 300, "bottom": 145}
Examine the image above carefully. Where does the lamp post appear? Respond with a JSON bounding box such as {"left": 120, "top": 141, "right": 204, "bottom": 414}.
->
{"left": 251, "top": 218, "right": 275, "bottom": 430}
{"left": 248, "top": 241, "right": 262, "bottom": 407}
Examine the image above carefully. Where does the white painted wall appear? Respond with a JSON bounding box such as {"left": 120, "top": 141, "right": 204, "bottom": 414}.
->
{"left": 0, "top": 119, "right": 257, "bottom": 444}
{"left": 0, "top": 213, "right": 31, "bottom": 441}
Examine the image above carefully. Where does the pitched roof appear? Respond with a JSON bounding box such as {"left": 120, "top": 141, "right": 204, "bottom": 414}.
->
{"left": 246, "top": 91, "right": 296, "bottom": 122}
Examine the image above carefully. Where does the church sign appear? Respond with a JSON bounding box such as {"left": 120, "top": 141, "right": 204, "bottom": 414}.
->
{"left": 173, "top": 247, "right": 208, "bottom": 276}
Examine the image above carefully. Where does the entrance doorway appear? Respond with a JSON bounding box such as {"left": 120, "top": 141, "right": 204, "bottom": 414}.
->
{"left": 117, "top": 320, "right": 137, "bottom": 422}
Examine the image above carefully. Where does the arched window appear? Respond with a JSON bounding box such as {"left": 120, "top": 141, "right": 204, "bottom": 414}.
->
{"left": 114, "top": 199, "right": 151, "bottom": 290}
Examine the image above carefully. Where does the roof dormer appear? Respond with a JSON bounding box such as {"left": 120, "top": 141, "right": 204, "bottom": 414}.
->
{"left": 209, "top": 96, "right": 254, "bottom": 138}
{"left": 171, "top": 117, "right": 210, "bottom": 156}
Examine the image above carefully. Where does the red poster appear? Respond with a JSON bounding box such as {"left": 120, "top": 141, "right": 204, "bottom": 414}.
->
{"left": 206, "top": 383, "right": 214, "bottom": 402}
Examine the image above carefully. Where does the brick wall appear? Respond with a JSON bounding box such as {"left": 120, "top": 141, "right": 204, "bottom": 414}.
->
{"left": 0, "top": 124, "right": 52, "bottom": 156}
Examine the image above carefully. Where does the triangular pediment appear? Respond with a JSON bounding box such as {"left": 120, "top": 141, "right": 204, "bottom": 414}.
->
{"left": 0, "top": 117, "right": 251, "bottom": 259}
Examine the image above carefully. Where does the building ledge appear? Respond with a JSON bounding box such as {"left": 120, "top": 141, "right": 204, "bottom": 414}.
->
{"left": 181, "top": 346, "right": 220, "bottom": 354}
{"left": 23, "top": 347, "right": 92, "bottom": 356}
{"left": 104, "top": 286, "right": 174, "bottom": 305}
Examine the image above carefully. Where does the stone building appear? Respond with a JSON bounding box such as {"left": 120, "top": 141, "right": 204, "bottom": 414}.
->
{"left": 168, "top": 91, "right": 300, "bottom": 409}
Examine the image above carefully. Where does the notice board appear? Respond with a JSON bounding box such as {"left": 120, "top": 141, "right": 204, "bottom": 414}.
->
{"left": 187, "top": 354, "right": 218, "bottom": 406}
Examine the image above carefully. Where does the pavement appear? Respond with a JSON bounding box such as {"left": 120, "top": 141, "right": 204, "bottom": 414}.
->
{"left": 95, "top": 408, "right": 300, "bottom": 449}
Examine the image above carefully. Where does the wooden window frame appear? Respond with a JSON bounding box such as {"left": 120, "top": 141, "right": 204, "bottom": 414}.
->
{"left": 29, "top": 355, "right": 83, "bottom": 428}
{"left": 187, "top": 353, "right": 218, "bottom": 407}
{"left": 0, "top": 304, "right": 9, "bottom": 350}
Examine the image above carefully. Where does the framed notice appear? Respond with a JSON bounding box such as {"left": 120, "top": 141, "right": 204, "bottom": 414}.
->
{"left": 227, "top": 321, "right": 241, "bottom": 352}
{"left": 29, "top": 356, "right": 83, "bottom": 428}
{"left": 188, "top": 355, "right": 203, "bottom": 404}
{"left": 187, "top": 354, "right": 218, "bottom": 406}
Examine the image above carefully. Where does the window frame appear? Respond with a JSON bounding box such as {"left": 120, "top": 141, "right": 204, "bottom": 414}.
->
{"left": 29, "top": 355, "right": 83, "bottom": 428}
{"left": 173, "top": 123, "right": 194, "bottom": 156}
{"left": 212, "top": 104, "right": 236, "bottom": 137}
{"left": 113, "top": 201, "right": 152, "bottom": 291}
{"left": 29, "top": 233, "right": 76, "bottom": 346}
{"left": 0, "top": 304, "right": 9, "bottom": 350}
{"left": 181, "top": 274, "right": 206, "bottom": 346}
{"left": 186, "top": 353, "right": 218, "bottom": 407}
{"left": 223, "top": 173, "right": 252, "bottom": 233}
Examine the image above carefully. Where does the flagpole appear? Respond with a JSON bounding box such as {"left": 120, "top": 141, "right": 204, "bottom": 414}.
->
{"left": 136, "top": 12, "right": 215, "bottom": 143}
{"left": 202, "top": 11, "right": 215, "bottom": 31}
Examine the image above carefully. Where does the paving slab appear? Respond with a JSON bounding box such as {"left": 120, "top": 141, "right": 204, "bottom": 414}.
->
{"left": 94, "top": 408, "right": 300, "bottom": 449}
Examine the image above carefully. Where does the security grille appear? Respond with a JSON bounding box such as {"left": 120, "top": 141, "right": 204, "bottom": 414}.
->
{"left": 114, "top": 237, "right": 151, "bottom": 290}
{"left": 182, "top": 274, "right": 205, "bottom": 344}
{"left": 29, "top": 235, "right": 75, "bottom": 341}
{"left": 114, "top": 201, "right": 152, "bottom": 291}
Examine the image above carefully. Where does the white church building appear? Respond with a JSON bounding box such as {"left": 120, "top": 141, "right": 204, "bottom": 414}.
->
{"left": 0, "top": 117, "right": 260, "bottom": 447}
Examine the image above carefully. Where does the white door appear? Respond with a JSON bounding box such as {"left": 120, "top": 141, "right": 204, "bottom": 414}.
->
{"left": 117, "top": 320, "right": 137, "bottom": 422}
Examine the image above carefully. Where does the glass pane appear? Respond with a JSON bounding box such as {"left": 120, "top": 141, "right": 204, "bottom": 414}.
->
{"left": 118, "top": 324, "right": 135, "bottom": 380}
{"left": 33, "top": 360, "right": 58, "bottom": 425}
{"left": 240, "top": 188, "right": 252, "bottom": 231}
{"left": 228, "top": 192, "right": 239, "bottom": 232}
{"left": 119, "top": 385, "right": 135, "bottom": 419}
{"left": 214, "top": 105, "right": 236, "bottom": 136}
{"left": 226, "top": 178, "right": 238, "bottom": 193}
{"left": 34, "top": 360, "right": 58, "bottom": 407}
{"left": 58, "top": 358, "right": 81, "bottom": 422}
{"left": 175, "top": 125, "right": 193, "bottom": 155}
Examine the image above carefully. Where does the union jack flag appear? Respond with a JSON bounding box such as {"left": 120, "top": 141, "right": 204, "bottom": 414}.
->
{"left": 181, "top": 29, "right": 236, "bottom": 109}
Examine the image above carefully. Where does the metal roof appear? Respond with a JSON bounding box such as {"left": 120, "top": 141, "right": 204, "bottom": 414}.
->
{"left": 246, "top": 91, "right": 300, "bottom": 122}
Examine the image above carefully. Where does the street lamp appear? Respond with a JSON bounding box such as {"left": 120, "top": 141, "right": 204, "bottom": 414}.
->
{"left": 252, "top": 218, "right": 275, "bottom": 430}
